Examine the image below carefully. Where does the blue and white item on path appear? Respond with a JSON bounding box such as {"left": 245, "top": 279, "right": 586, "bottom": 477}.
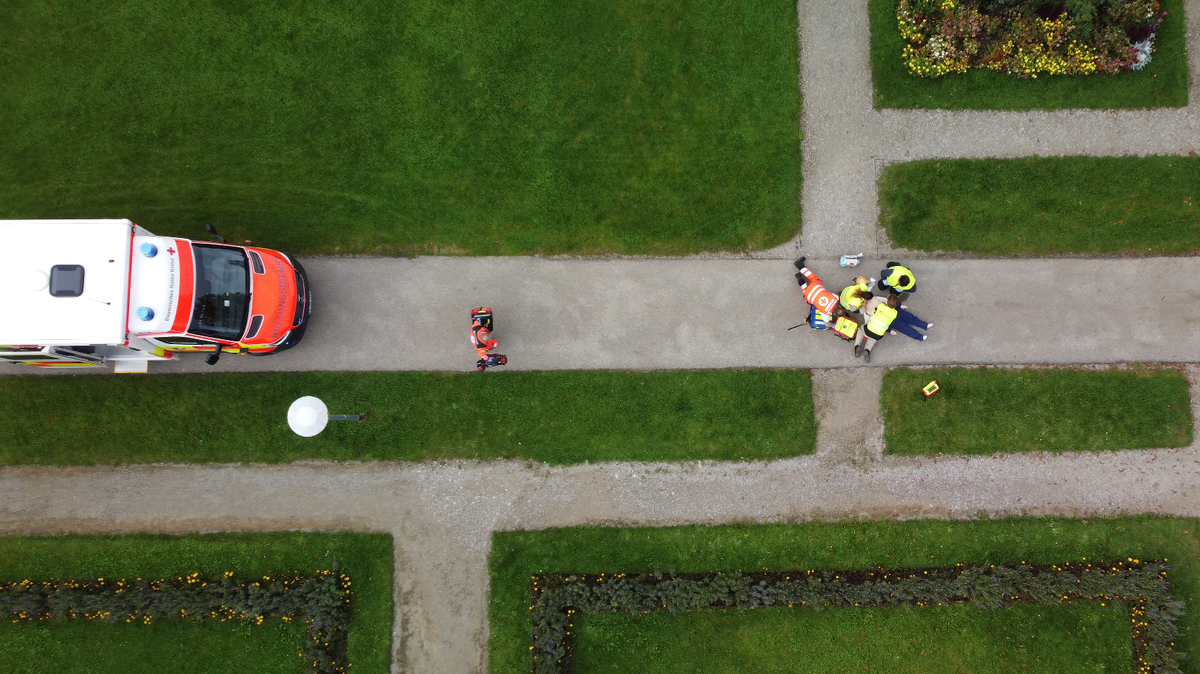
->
{"left": 139, "top": 242, "right": 158, "bottom": 258}
{"left": 135, "top": 306, "right": 154, "bottom": 321}
{"left": 839, "top": 253, "right": 862, "bottom": 268}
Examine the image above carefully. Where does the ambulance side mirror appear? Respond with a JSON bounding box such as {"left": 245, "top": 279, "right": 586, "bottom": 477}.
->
{"left": 204, "top": 222, "right": 227, "bottom": 244}
{"left": 205, "top": 350, "right": 221, "bottom": 366}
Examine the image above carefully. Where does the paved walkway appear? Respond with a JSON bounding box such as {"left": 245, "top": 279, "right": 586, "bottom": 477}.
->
{"left": 3, "top": 1, "right": 1200, "bottom": 673}
{"left": 11, "top": 255, "right": 1200, "bottom": 376}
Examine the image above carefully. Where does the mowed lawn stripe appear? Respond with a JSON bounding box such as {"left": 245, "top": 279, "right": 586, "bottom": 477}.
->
{"left": 867, "top": 0, "right": 1188, "bottom": 110}
{"left": 879, "top": 156, "right": 1200, "bottom": 255}
{"left": 881, "top": 367, "right": 1192, "bottom": 456}
{"left": 0, "top": 0, "right": 801, "bottom": 256}
{"left": 0, "top": 369, "right": 815, "bottom": 465}
{"left": 573, "top": 603, "right": 1129, "bottom": 674}
{"left": 488, "top": 518, "right": 1200, "bottom": 674}
{"left": 0, "top": 533, "right": 394, "bottom": 674}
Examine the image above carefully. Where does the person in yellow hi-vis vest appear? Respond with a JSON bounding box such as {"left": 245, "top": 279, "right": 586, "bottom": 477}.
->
{"left": 838, "top": 276, "right": 872, "bottom": 315}
{"left": 875, "top": 262, "right": 916, "bottom": 296}
{"left": 854, "top": 294, "right": 900, "bottom": 363}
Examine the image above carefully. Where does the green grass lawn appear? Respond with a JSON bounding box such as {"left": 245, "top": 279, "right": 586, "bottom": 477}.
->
{"left": 0, "top": 0, "right": 801, "bottom": 256}
{"left": 879, "top": 156, "right": 1200, "bottom": 255}
{"left": 574, "top": 603, "right": 1128, "bottom": 674}
{"left": 868, "top": 0, "right": 1189, "bottom": 109}
{"left": 0, "top": 369, "right": 815, "bottom": 465}
{"left": 0, "top": 532, "right": 393, "bottom": 674}
{"left": 488, "top": 517, "right": 1200, "bottom": 674}
{"left": 881, "top": 367, "right": 1193, "bottom": 455}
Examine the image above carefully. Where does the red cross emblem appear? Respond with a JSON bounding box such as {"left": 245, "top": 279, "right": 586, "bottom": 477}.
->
{"left": 167, "top": 247, "right": 176, "bottom": 256}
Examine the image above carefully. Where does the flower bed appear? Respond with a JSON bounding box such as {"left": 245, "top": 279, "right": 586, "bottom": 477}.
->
{"left": 0, "top": 533, "right": 395, "bottom": 674}
{"left": 898, "top": 0, "right": 1166, "bottom": 78}
{"left": 530, "top": 561, "right": 1185, "bottom": 674}
{"left": 0, "top": 568, "right": 353, "bottom": 674}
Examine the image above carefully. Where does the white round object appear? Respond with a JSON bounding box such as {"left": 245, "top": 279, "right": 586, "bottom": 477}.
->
{"left": 287, "top": 396, "right": 329, "bottom": 437}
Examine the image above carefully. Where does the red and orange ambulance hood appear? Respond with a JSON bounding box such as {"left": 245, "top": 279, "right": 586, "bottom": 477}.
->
{"left": 127, "top": 235, "right": 305, "bottom": 349}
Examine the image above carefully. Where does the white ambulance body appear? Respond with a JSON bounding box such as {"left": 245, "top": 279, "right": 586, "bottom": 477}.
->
{"left": 0, "top": 219, "right": 311, "bottom": 373}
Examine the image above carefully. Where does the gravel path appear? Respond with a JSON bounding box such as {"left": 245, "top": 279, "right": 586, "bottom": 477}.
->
{"left": 1, "top": 369, "right": 1196, "bottom": 672}
{"left": 3, "top": 1, "right": 1200, "bottom": 673}
{"left": 779, "top": 0, "right": 1200, "bottom": 258}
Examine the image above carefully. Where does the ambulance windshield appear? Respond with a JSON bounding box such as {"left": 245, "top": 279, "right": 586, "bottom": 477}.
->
{"left": 189, "top": 244, "right": 249, "bottom": 341}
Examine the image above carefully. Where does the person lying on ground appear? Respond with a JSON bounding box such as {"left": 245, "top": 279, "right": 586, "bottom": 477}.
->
{"left": 888, "top": 303, "right": 933, "bottom": 341}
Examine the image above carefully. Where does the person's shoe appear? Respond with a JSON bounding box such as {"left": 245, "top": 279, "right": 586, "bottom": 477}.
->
{"left": 793, "top": 256, "right": 807, "bottom": 271}
{"left": 900, "top": 304, "right": 908, "bottom": 310}
{"left": 925, "top": 322, "right": 932, "bottom": 329}
{"left": 854, "top": 344, "right": 863, "bottom": 358}
{"left": 795, "top": 272, "right": 806, "bottom": 287}
{"left": 889, "top": 330, "right": 898, "bottom": 336}
{"left": 921, "top": 335, "right": 927, "bottom": 341}
{"left": 863, "top": 349, "right": 871, "bottom": 363}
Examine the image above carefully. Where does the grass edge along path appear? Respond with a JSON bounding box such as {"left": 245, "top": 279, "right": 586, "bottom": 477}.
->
{"left": 868, "top": 0, "right": 1189, "bottom": 110}
{"left": 0, "top": 532, "right": 394, "bottom": 674}
{"left": 0, "top": 369, "right": 815, "bottom": 465}
{"left": 878, "top": 156, "right": 1200, "bottom": 256}
{"left": 488, "top": 517, "right": 1200, "bottom": 674}
{"left": 880, "top": 366, "right": 1193, "bottom": 456}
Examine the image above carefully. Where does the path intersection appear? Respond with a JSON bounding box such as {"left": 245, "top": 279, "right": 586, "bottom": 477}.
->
{"left": 2, "top": 1, "right": 1200, "bottom": 673}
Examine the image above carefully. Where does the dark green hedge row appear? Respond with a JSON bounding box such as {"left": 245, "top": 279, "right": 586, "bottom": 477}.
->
{"left": 0, "top": 567, "right": 353, "bottom": 674}
{"left": 530, "top": 561, "right": 1184, "bottom": 674}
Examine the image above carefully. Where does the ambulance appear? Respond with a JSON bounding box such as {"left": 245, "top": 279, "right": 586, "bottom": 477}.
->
{"left": 0, "top": 219, "right": 311, "bottom": 373}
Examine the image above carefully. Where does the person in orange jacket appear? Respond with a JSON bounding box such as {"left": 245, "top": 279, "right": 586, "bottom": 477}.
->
{"left": 471, "top": 308, "right": 507, "bottom": 371}
{"left": 794, "top": 257, "right": 843, "bottom": 318}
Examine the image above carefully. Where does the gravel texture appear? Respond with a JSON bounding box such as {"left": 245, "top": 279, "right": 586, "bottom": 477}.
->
{"left": 811, "top": 367, "right": 886, "bottom": 466}
{"left": 2, "top": 1, "right": 1200, "bottom": 673}
{"left": 0, "top": 374, "right": 1196, "bottom": 673}
{"left": 767, "top": 0, "right": 1200, "bottom": 258}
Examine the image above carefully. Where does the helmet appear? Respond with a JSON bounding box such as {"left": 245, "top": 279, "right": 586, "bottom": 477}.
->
{"left": 853, "top": 276, "right": 869, "bottom": 289}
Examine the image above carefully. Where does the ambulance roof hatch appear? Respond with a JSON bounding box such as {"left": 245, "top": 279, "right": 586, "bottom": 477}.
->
{"left": 0, "top": 220, "right": 134, "bottom": 346}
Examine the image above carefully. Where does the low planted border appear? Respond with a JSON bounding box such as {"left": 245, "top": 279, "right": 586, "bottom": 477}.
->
{"left": 0, "top": 533, "right": 393, "bottom": 674}
{"left": 868, "top": 0, "right": 1189, "bottom": 109}
{"left": 529, "top": 561, "right": 1184, "bottom": 674}
{"left": 488, "top": 518, "right": 1200, "bottom": 674}
{"left": 0, "top": 568, "right": 352, "bottom": 673}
